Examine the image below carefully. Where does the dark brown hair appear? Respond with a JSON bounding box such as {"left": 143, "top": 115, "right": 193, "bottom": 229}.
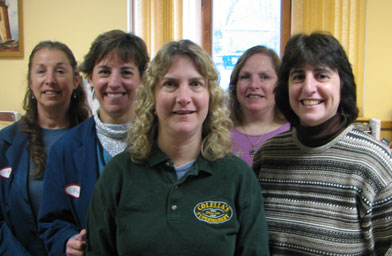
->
{"left": 21, "top": 40, "right": 90, "bottom": 178}
{"left": 79, "top": 30, "right": 149, "bottom": 78}
{"left": 275, "top": 31, "right": 358, "bottom": 127}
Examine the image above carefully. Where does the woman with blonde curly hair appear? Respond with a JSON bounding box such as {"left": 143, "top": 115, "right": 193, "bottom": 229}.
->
{"left": 86, "top": 39, "right": 270, "bottom": 255}
{"left": 130, "top": 39, "right": 232, "bottom": 162}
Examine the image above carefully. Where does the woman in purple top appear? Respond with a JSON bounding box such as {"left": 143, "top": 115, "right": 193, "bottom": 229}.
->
{"left": 229, "top": 46, "right": 290, "bottom": 166}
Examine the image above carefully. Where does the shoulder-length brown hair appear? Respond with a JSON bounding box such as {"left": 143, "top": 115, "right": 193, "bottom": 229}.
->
{"left": 228, "top": 45, "right": 284, "bottom": 125}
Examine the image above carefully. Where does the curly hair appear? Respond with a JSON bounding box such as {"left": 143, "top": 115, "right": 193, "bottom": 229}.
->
{"left": 128, "top": 39, "right": 232, "bottom": 163}
{"left": 21, "top": 41, "right": 91, "bottom": 178}
{"left": 79, "top": 30, "right": 149, "bottom": 78}
{"left": 275, "top": 31, "right": 359, "bottom": 127}
{"left": 228, "top": 45, "right": 284, "bottom": 125}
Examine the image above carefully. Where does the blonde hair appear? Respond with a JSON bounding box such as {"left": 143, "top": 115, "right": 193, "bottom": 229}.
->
{"left": 128, "top": 40, "right": 232, "bottom": 163}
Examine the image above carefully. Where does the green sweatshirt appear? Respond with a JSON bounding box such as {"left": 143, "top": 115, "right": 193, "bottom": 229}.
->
{"left": 86, "top": 146, "right": 269, "bottom": 256}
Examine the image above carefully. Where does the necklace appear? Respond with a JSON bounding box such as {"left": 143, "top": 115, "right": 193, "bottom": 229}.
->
{"left": 241, "top": 127, "right": 264, "bottom": 157}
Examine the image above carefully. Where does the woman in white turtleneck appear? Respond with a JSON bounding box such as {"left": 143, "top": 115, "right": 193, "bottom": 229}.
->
{"left": 38, "top": 30, "right": 149, "bottom": 256}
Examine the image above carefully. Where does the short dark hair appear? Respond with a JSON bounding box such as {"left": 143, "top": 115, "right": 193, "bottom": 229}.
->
{"left": 275, "top": 31, "right": 359, "bottom": 127}
{"left": 80, "top": 30, "right": 149, "bottom": 77}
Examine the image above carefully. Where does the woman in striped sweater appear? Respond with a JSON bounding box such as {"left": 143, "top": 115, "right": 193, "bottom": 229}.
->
{"left": 253, "top": 31, "right": 392, "bottom": 255}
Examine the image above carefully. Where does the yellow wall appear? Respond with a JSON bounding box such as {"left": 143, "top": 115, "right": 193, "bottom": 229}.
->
{"left": 0, "top": 0, "right": 127, "bottom": 114}
{"left": 364, "top": 0, "right": 392, "bottom": 121}
{"left": 0, "top": 0, "right": 391, "bottom": 127}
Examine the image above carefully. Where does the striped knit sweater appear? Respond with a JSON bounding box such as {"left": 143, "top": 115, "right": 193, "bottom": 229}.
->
{"left": 253, "top": 125, "right": 392, "bottom": 256}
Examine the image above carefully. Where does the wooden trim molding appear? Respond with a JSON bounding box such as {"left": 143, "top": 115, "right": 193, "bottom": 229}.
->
{"left": 382, "top": 121, "right": 392, "bottom": 130}
{"left": 0, "top": 112, "right": 20, "bottom": 121}
{"left": 280, "top": 0, "right": 291, "bottom": 55}
{"left": 201, "top": 0, "right": 212, "bottom": 56}
{"left": 356, "top": 117, "right": 392, "bottom": 130}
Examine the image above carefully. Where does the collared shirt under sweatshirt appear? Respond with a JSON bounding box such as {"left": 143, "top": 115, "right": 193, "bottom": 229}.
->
{"left": 86, "top": 146, "right": 270, "bottom": 256}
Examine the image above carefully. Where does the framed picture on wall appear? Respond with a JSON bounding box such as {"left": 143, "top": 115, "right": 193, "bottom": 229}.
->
{"left": 0, "top": 0, "right": 23, "bottom": 58}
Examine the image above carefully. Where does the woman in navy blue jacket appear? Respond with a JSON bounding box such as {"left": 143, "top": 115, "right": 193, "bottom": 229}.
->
{"left": 38, "top": 30, "right": 149, "bottom": 256}
{"left": 0, "top": 41, "right": 90, "bottom": 255}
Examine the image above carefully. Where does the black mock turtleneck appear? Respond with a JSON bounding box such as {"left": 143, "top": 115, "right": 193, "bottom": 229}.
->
{"left": 295, "top": 113, "right": 347, "bottom": 147}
